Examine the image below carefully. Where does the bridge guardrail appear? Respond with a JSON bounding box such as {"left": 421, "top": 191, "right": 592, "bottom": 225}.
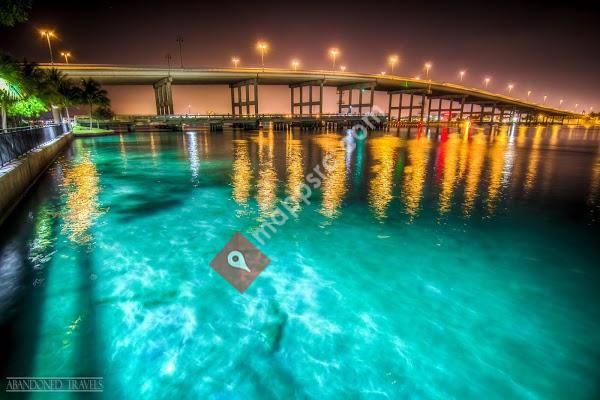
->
{"left": 0, "top": 123, "right": 71, "bottom": 168}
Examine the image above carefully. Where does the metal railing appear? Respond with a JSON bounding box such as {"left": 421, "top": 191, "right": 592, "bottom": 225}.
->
{"left": 0, "top": 123, "right": 70, "bottom": 168}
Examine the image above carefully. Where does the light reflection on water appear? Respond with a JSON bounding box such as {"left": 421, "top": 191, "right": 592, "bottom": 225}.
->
{"left": 0, "top": 124, "right": 599, "bottom": 400}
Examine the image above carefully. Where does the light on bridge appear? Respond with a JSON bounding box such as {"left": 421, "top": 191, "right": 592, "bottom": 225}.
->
{"left": 507, "top": 84, "right": 514, "bottom": 94}
{"left": 424, "top": 62, "right": 432, "bottom": 79}
{"left": 484, "top": 77, "right": 491, "bottom": 88}
{"left": 340, "top": 65, "right": 347, "bottom": 72}
{"left": 388, "top": 55, "right": 399, "bottom": 74}
{"left": 231, "top": 57, "right": 240, "bottom": 68}
{"left": 60, "top": 51, "right": 71, "bottom": 64}
{"left": 291, "top": 59, "right": 300, "bottom": 71}
{"left": 256, "top": 41, "right": 269, "bottom": 69}
{"left": 329, "top": 48, "right": 340, "bottom": 70}
{"left": 459, "top": 70, "right": 466, "bottom": 82}
{"left": 40, "top": 30, "right": 56, "bottom": 65}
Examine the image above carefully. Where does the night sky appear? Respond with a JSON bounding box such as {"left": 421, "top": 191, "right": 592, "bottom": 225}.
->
{"left": 1, "top": 0, "right": 599, "bottom": 114}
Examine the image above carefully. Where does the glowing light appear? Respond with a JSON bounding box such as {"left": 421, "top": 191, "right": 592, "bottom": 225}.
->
{"left": 559, "top": 99, "right": 563, "bottom": 106}
{"left": 40, "top": 30, "right": 56, "bottom": 64}
{"left": 507, "top": 84, "right": 514, "bottom": 94}
{"left": 60, "top": 51, "right": 71, "bottom": 64}
{"left": 256, "top": 41, "right": 269, "bottom": 68}
{"left": 329, "top": 48, "right": 340, "bottom": 70}
{"left": 459, "top": 70, "right": 466, "bottom": 82}
{"left": 231, "top": 57, "right": 240, "bottom": 68}
{"left": 424, "top": 62, "right": 432, "bottom": 79}
{"left": 380, "top": 71, "right": 386, "bottom": 75}
{"left": 388, "top": 54, "right": 399, "bottom": 73}
{"left": 340, "top": 65, "right": 346, "bottom": 72}
{"left": 543, "top": 95, "right": 547, "bottom": 104}
{"left": 527, "top": 90, "right": 531, "bottom": 98}
{"left": 291, "top": 58, "right": 300, "bottom": 71}
{"left": 484, "top": 77, "right": 491, "bottom": 88}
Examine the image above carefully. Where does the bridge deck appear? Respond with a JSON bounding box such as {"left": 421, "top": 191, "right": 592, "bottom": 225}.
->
{"left": 42, "top": 64, "right": 577, "bottom": 117}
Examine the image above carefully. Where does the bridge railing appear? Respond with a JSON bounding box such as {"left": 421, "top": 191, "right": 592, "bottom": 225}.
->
{"left": 0, "top": 123, "right": 70, "bottom": 168}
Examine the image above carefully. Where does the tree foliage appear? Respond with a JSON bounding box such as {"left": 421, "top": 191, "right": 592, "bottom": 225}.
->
{"left": 0, "top": 0, "right": 32, "bottom": 27}
{"left": 0, "top": 53, "right": 113, "bottom": 128}
{"left": 8, "top": 95, "right": 47, "bottom": 117}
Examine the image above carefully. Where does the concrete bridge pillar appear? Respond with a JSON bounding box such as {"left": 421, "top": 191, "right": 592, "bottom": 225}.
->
{"left": 388, "top": 89, "right": 427, "bottom": 123}
{"left": 230, "top": 78, "right": 259, "bottom": 116}
{"left": 290, "top": 80, "right": 324, "bottom": 116}
{"left": 153, "top": 77, "right": 174, "bottom": 115}
{"left": 337, "top": 82, "right": 375, "bottom": 115}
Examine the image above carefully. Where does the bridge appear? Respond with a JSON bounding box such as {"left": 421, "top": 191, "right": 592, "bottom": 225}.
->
{"left": 43, "top": 64, "right": 580, "bottom": 126}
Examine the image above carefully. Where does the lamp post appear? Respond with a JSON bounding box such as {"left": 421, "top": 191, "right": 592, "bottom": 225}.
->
{"left": 329, "top": 48, "right": 340, "bottom": 70}
{"left": 527, "top": 90, "right": 531, "bottom": 99}
{"left": 60, "top": 51, "right": 71, "bottom": 64}
{"left": 231, "top": 57, "right": 240, "bottom": 68}
{"left": 256, "top": 41, "right": 268, "bottom": 70}
{"left": 291, "top": 59, "right": 300, "bottom": 71}
{"left": 543, "top": 95, "right": 547, "bottom": 104}
{"left": 424, "top": 62, "right": 432, "bottom": 79}
{"left": 388, "top": 55, "right": 399, "bottom": 74}
{"left": 40, "top": 30, "right": 55, "bottom": 64}
{"left": 165, "top": 53, "right": 172, "bottom": 75}
{"left": 507, "top": 84, "right": 514, "bottom": 94}
{"left": 484, "top": 77, "right": 491, "bottom": 88}
{"left": 459, "top": 70, "right": 465, "bottom": 82}
{"left": 340, "top": 65, "right": 347, "bottom": 72}
{"left": 176, "top": 35, "right": 184, "bottom": 68}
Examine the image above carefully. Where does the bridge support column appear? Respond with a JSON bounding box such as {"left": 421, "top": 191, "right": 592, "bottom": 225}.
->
{"left": 427, "top": 95, "right": 466, "bottom": 122}
{"left": 153, "top": 77, "right": 174, "bottom": 115}
{"left": 290, "top": 80, "right": 324, "bottom": 116}
{"left": 388, "top": 89, "right": 427, "bottom": 123}
{"left": 230, "top": 78, "right": 259, "bottom": 116}
{"left": 338, "top": 82, "right": 375, "bottom": 115}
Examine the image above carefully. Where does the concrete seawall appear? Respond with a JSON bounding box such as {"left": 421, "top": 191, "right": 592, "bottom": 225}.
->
{"left": 0, "top": 132, "right": 73, "bottom": 225}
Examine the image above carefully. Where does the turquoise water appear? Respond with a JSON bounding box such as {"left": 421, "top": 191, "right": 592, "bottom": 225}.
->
{"left": 1, "top": 125, "right": 599, "bottom": 399}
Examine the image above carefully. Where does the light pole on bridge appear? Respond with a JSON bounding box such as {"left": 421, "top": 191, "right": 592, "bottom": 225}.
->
{"left": 165, "top": 53, "right": 172, "bottom": 75}
{"left": 256, "top": 41, "right": 268, "bottom": 71}
{"left": 176, "top": 35, "right": 184, "bottom": 68}
{"left": 40, "top": 30, "right": 56, "bottom": 65}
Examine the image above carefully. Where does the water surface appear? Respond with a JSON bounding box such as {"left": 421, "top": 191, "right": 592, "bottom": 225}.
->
{"left": 1, "top": 124, "right": 599, "bottom": 399}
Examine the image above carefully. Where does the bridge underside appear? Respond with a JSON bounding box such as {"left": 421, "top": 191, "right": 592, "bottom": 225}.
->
{"left": 49, "top": 65, "right": 576, "bottom": 123}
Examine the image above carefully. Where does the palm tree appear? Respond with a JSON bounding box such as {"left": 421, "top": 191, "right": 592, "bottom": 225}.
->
{"left": 0, "top": 55, "right": 23, "bottom": 131}
{"left": 79, "top": 79, "right": 109, "bottom": 130}
{"left": 45, "top": 68, "right": 79, "bottom": 121}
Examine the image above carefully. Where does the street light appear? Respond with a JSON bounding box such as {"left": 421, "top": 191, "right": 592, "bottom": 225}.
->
{"left": 459, "top": 70, "right": 466, "bottom": 82}
{"left": 176, "top": 35, "right": 184, "bottom": 68}
{"left": 256, "top": 41, "right": 268, "bottom": 69}
{"left": 559, "top": 99, "right": 564, "bottom": 106}
{"left": 507, "top": 84, "right": 514, "bottom": 94}
{"left": 424, "top": 62, "right": 432, "bottom": 79}
{"left": 40, "top": 30, "right": 56, "bottom": 64}
{"left": 60, "top": 51, "right": 71, "bottom": 64}
{"left": 527, "top": 90, "right": 531, "bottom": 99}
{"left": 484, "top": 77, "right": 491, "bottom": 88}
{"left": 329, "top": 48, "right": 340, "bottom": 70}
{"left": 291, "top": 59, "right": 300, "bottom": 71}
{"left": 388, "top": 55, "right": 399, "bottom": 74}
{"left": 543, "top": 95, "right": 547, "bottom": 104}
{"left": 231, "top": 57, "right": 240, "bottom": 68}
{"left": 340, "top": 65, "right": 347, "bottom": 72}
